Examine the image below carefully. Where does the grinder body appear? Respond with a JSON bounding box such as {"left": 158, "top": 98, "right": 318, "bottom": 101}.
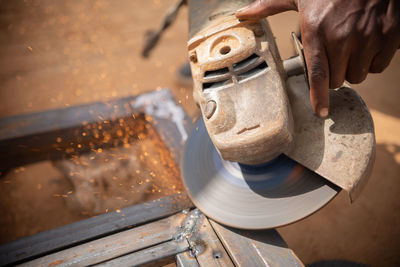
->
{"left": 188, "top": 0, "right": 294, "bottom": 164}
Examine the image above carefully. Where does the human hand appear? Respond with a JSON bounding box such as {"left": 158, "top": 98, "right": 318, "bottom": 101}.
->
{"left": 236, "top": 0, "right": 400, "bottom": 117}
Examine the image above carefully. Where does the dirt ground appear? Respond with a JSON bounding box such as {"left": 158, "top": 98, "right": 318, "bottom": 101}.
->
{"left": 0, "top": 1, "right": 399, "bottom": 266}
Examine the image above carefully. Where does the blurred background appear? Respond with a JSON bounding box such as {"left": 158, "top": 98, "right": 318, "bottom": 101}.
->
{"left": 0, "top": 0, "right": 399, "bottom": 266}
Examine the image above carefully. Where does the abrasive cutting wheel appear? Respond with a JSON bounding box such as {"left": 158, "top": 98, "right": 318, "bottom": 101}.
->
{"left": 182, "top": 119, "right": 340, "bottom": 230}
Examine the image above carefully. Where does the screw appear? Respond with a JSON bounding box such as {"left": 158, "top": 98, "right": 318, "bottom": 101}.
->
{"left": 189, "top": 51, "right": 197, "bottom": 63}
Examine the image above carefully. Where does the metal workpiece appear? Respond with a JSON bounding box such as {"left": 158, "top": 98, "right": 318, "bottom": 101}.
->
{"left": 176, "top": 252, "right": 200, "bottom": 267}
{"left": 175, "top": 209, "right": 205, "bottom": 256}
{"left": 0, "top": 193, "right": 193, "bottom": 266}
{"left": 172, "top": 209, "right": 303, "bottom": 266}
{"left": 18, "top": 206, "right": 300, "bottom": 266}
{"left": 175, "top": 209, "right": 234, "bottom": 266}
{"left": 0, "top": 89, "right": 195, "bottom": 267}
{"left": 0, "top": 88, "right": 193, "bottom": 172}
{"left": 20, "top": 211, "right": 189, "bottom": 267}
{"left": 210, "top": 220, "right": 304, "bottom": 267}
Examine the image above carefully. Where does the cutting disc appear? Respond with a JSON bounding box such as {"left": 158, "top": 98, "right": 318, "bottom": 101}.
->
{"left": 182, "top": 118, "right": 340, "bottom": 229}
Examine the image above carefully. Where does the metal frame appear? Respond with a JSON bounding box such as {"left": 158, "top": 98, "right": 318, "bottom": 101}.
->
{"left": 0, "top": 89, "right": 303, "bottom": 266}
{"left": 11, "top": 208, "right": 302, "bottom": 267}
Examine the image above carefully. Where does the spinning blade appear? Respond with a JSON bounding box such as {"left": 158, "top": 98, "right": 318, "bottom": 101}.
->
{"left": 182, "top": 119, "right": 340, "bottom": 229}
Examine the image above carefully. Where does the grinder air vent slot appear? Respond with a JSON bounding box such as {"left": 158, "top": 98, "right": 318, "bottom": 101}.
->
{"left": 203, "top": 78, "right": 232, "bottom": 90}
{"left": 233, "top": 53, "right": 261, "bottom": 72}
{"left": 237, "top": 61, "right": 269, "bottom": 82}
{"left": 203, "top": 67, "right": 230, "bottom": 83}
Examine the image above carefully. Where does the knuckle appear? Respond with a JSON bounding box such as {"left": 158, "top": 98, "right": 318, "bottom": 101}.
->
{"left": 302, "top": 13, "right": 323, "bottom": 34}
{"left": 309, "top": 64, "right": 327, "bottom": 84}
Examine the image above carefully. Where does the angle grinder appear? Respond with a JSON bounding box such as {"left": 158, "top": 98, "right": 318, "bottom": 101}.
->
{"left": 182, "top": 0, "right": 375, "bottom": 229}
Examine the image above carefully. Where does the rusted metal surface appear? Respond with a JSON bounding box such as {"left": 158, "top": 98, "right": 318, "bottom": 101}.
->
{"left": 285, "top": 75, "right": 375, "bottom": 201}
{"left": 0, "top": 89, "right": 192, "bottom": 172}
{"left": 0, "top": 88, "right": 194, "bottom": 266}
{"left": 195, "top": 217, "right": 233, "bottom": 266}
{"left": 21, "top": 213, "right": 187, "bottom": 267}
{"left": 94, "top": 240, "right": 189, "bottom": 267}
{"left": 0, "top": 96, "right": 141, "bottom": 171}
{"left": 135, "top": 89, "right": 194, "bottom": 164}
{"left": 0, "top": 193, "right": 192, "bottom": 266}
{"left": 10, "top": 207, "right": 303, "bottom": 267}
{"left": 174, "top": 209, "right": 234, "bottom": 266}
{"left": 210, "top": 220, "right": 304, "bottom": 266}
{"left": 176, "top": 252, "right": 200, "bottom": 267}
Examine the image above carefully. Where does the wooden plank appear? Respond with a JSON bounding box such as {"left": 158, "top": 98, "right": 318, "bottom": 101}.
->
{"left": 176, "top": 252, "right": 199, "bottom": 267}
{"left": 20, "top": 213, "right": 187, "bottom": 267}
{"left": 210, "top": 221, "right": 304, "bottom": 267}
{"left": 0, "top": 193, "right": 193, "bottom": 266}
{"left": 195, "top": 218, "right": 233, "bottom": 267}
{"left": 95, "top": 240, "right": 189, "bottom": 267}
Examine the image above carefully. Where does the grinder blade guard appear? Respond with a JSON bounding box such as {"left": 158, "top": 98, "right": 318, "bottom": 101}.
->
{"left": 183, "top": 0, "right": 375, "bottom": 229}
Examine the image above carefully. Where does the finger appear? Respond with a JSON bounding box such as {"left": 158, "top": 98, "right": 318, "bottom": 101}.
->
{"left": 346, "top": 46, "right": 377, "bottom": 84}
{"left": 302, "top": 28, "right": 330, "bottom": 117}
{"left": 326, "top": 41, "right": 351, "bottom": 89}
{"left": 370, "top": 0, "right": 400, "bottom": 72}
{"left": 235, "top": 0, "right": 298, "bottom": 19}
{"left": 370, "top": 40, "right": 399, "bottom": 73}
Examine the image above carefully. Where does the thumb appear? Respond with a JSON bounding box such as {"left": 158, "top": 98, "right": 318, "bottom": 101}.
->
{"left": 235, "top": 0, "right": 298, "bottom": 19}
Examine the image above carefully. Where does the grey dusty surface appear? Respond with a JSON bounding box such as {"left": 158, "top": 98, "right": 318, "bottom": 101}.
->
{"left": 0, "top": 1, "right": 399, "bottom": 266}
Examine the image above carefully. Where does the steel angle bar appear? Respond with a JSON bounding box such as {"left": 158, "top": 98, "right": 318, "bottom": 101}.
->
{"left": 0, "top": 193, "right": 193, "bottom": 266}
{"left": 210, "top": 220, "right": 304, "bottom": 267}
{"left": 194, "top": 218, "right": 234, "bottom": 266}
{"left": 20, "top": 212, "right": 188, "bottom": 267}
{"left": 0, "top": 88, "right": 192, "bottom": 172}
{"left": 0, "top": 96, "right": 140, "bottom": 171}
{"left": 176, "top": 252, "right": 200, "bottom": 267}
{"left": 131, "top": 89, "right": 194, "bottom": 164}
{"left": 94, "top": 240, "right": 189, "bottom": 267}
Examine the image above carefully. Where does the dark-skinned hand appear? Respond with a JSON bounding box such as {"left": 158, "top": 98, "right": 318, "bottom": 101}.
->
{"left": 236, "top": 0, "right": 400, "bottom": 117}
